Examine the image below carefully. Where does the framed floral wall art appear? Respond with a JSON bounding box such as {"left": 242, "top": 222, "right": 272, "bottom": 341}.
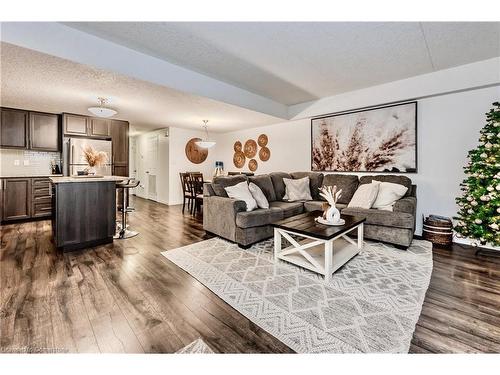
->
{"left": 311, "top": 102, "right": 417, "bottom": 172}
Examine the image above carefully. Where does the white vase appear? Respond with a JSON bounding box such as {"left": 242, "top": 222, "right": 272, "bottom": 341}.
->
{"left": 325, "top": 204, "right": 341, "bottom": 224}
{"left": 85, "top": 166, "right": 96, "bottom": 175}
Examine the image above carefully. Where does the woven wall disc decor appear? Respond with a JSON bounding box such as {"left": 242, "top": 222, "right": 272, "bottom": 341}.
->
{"left": 233, "top": 151, "right": 246, "bottom": 168}
{"left": 257, "top": 134, "right": 268, "bottom": 147}
{"left": 259, "top": 146, "right": 271, "bottom": 162}
{"left": 244, "top": 139, "right": 257, "bottom": 158}
{"left": 248, "top": 159, "right": 258, "bottom": 172}
{"left": 185, "top": 138, "right": 208, "bottom": 164}
{"left": 233, "top": 141, "right": 242, "bottom": 152}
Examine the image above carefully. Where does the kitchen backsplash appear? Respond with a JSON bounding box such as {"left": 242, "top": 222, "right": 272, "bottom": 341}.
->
{"left": 0, "top": 149, "right": 62, "bottom": 176}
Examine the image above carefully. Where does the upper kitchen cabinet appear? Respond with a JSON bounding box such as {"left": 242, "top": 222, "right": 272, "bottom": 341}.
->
{"left": 110, "top": 119, "right": 129, "bottom": 166}
{"left": 1, "top": 107, "right": 61, "bottom": 151}
{"left": 29, "top": 112, "right": 60, "bottom": 151}
{"left": 89, "top": 118, "right": 110, "bottom": 137}
{"left": 0, "top": 107, "right": 29, "bottom": 149}
{"left": 63, "top": 113, "right": 89, "bottom": 136}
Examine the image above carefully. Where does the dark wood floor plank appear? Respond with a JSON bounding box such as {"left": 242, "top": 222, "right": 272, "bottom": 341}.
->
{"left": 1, "top": 196, "right": 499, "bottom": 353}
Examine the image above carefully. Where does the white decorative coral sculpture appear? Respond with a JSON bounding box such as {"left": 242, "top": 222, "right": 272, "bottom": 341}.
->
{"left": 318, "top": 185, "right": 343, "bottom": 224}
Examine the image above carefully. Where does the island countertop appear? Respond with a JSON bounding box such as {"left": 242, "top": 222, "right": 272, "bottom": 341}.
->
{"left": 49, "top": 175, "right": 131, "bottom": 184}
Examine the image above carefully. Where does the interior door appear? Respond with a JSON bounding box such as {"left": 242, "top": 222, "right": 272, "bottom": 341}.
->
{"left": 145, "top": 135, "right": 158, "bottom": 201}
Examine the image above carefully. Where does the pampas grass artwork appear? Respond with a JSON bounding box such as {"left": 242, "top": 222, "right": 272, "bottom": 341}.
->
{"left": 311, "top": 103, "right": 417, "bottom": 172}
{"left": 82, "top": 145, "right": 108, "bottom": 174}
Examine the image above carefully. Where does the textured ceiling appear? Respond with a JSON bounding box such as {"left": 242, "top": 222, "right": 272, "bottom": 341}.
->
{"left": 65, "top": 22, "right": 500, "bottom": 105}
{"left": 0, "top": 42, "right": 281, "bottom": 133}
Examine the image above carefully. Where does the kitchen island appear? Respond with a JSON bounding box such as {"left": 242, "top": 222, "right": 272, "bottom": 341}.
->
{"left": 49, "top": 175, "right": 129, "bottom": 251}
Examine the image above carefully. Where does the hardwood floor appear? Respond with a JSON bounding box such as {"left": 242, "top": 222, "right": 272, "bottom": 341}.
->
{"left": 1, "top": 196, "right": 499, "bottom": 353}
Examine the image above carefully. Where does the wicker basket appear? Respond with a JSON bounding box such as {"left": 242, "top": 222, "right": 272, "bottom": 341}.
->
{"left": 422, "top": 215, "right": 453, "bottom": 247}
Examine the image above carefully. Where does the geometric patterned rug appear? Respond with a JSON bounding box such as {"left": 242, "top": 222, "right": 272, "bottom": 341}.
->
{"left": 162, "top": 237, "right": 433, "bottom": 353}
{"left": 175, "top": 338, "right": 215, "bottom": 354}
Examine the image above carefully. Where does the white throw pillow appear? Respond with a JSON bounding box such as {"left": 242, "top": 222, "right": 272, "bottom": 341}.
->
{"left": 283, "top": 177, "right": 312, "bottom": 202}
{"left": 372, "top": 182, "right": 408, "bottom": 211}
{"left": 348, "top": 181, "right": 381, "bottom": 209}
{"left": 224, "top": 182, "right": 257, "bottom": 212}
{"left": 248, "top": 182, "right": 269, "bottom": 209}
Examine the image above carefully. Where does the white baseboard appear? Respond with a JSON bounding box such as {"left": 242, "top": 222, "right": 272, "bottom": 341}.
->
{"left": 453, "top": 236, "right": 500, "bottom": 252}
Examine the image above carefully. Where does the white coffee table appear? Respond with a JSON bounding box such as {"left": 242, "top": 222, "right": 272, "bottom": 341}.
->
{"left": 272, "top": 212, "right": 365, "bottom": 282}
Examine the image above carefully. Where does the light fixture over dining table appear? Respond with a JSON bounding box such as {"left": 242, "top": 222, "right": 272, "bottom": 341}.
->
{"left": 195, "top": 120, "right": 216, "bottom": 148}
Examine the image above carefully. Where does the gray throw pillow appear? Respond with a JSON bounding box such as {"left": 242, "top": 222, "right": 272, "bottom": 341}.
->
{"left": 283, "top": 177, "right": 312, "bottom": 201}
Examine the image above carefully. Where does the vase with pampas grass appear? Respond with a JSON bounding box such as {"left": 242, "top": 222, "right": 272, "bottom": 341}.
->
{"left": 82, "top": 145, "right": 108, "bottom": 175}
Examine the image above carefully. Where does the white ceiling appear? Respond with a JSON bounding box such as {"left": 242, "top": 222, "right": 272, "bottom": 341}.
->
{"left": 0, "top": 42, "right": 282, "bottom": 133}
{"left": 65, "top": 22, "right": 500, "bottom": 105}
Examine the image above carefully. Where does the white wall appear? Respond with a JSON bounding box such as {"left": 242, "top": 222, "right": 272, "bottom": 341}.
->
{"left": 214, "top": 85, "right": 500, "bottom": 235}
{"left": 168, "top": 126, "right": 217, "bottom": 205}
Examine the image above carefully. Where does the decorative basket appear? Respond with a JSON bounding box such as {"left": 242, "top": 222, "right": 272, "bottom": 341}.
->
{"left": 422, "top": 215, "right": 453, "bottom": 247}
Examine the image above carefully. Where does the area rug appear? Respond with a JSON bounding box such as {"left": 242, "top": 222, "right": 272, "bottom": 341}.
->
{"left": 162, "top": 237, "right": 433, "bottom": 353}
{"left": 176, "top": 338, "right": 215, "bottom": 354}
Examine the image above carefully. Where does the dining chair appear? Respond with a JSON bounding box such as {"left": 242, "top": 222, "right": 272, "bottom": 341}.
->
{"left": 189, "top": 172, "right": 204, "bottom": 215}
{"left": 180, "top": 172, "right": 195, "bottom": 213}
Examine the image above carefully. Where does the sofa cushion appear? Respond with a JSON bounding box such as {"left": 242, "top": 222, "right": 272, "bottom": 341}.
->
{"left": 322, "top": 174, "right": 359, "bottom": 204}
{"left": 236, "top": 207, "right": 283, "bottom": 229}
{"left": 249, "top": 174, "right": 277, "bottom": 202}
{"left": 341, "top": 207, "right": 415, "bottom": 229}
{"left": 269, "top": 201, "right": 304, "bottom": 218}
{"left": 359, "top": 175, "right": 413, "bottom": 197}
{"left": 304, "top": 200, "right": 347, "bottom": 213}
{"left": 269, "top": 172, "right": 292, "bottom": 200}
{"left": 212, "top": 175, "right": 248, "bottom": 197}
{"left": 290, "top": 172, "right": 324, "bottom": 200}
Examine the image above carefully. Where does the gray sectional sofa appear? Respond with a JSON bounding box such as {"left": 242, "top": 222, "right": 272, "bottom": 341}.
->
{"left": 203, "top": 172, "right": 417, "bottom": 249}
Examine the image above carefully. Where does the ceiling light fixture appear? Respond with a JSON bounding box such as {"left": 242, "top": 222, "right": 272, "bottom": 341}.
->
{"left": 195, "top": 120, "right": 216, "bottom": 148}
{"left": 88, "top": 97, "right": 117, "bottom": 118}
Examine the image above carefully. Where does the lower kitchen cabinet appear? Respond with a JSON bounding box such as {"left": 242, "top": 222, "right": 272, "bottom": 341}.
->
{"left": 32, "top": 178, "right": 53, "bottom": 218}
{"left": 2, "top": 178, "right": 32, "bottom": 221}
{"left": 1, "top": 177, "right": 53, "bottom": 222}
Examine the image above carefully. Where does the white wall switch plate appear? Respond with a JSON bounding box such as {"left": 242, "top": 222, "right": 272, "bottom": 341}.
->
{"left": 14, "top": 160, "right": 20, "bottom": 166}
{"left": 23, "top": 160, "right": 30, "bottom": 166}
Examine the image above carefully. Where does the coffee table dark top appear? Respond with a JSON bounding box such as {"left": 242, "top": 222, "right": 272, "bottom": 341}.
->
{"left": 271, "top": 211, "right": 365, "bottom": 240}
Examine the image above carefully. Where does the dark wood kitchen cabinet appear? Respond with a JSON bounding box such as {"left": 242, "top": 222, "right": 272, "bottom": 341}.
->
{"left": 89, "top": 118, "right": 110, "bottom": 137}
{"left": 0, "top": 108, "right": 29, "bottom": 148}
{"left": 29, "top": 112, "right": 60, "bottom": 151}
{"left": 1, "top": 177, "right": 53, "bottom": 223}
{"left": 31, "top": 178, "right": 53, "bottom": 218}
{"left": 2, "top": 178, "right": 32, "bottom": 221}
{"left": 1, "top": 107, "right": 61, "bottom": 151}
{"left": 110, "top": 119, "right": 129, "bottom": 175}
{"left": 63, "top": 113, "right": 89, "bottom": 136}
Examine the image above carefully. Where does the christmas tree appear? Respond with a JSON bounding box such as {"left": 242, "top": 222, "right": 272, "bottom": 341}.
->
{"left": 455, "top": 102, "right": 500, "bottom": 247}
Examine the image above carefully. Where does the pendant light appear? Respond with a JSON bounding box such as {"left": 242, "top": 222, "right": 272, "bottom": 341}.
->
{"left": 88, "top": 97, "right": 117, "bottom": 118}
{"left": 195, "top": 120, "right": 216, "bottom": 148}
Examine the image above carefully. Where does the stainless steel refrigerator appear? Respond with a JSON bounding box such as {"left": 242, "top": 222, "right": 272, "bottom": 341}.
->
{"left": 68, "top": 138, "right": 112, "bottom": 176}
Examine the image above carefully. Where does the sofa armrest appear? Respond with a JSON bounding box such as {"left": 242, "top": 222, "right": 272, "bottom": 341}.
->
{"left": 203, "top": 196, "right": 247, "bottom": 242}
{"left": 393, "top": 196, "right": 417, "bottom": 215}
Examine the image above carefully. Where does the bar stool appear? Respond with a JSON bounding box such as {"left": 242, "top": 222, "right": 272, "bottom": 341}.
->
{"left": 114, "top": 179, "right": 140, "bottom": 239}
